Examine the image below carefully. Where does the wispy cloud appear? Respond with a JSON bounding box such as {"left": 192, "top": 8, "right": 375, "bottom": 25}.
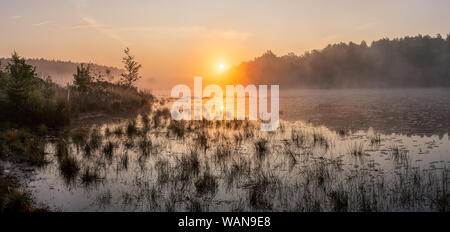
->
{"left": 125, "top": 26, "right": 251, "bottom": 41}
{"left": 66, "top": 23, "right": 104, "bottom": 29}
{"left": 69, "top": 16, "right": 127, "bottom": 45}
{"left": 11, "top": 15, "right": 22, "bottom": 20}
{"left": 33, "top": 21, "right": 53, "bottom": 26}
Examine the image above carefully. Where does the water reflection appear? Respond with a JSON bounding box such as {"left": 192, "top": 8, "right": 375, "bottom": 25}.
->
{"left": 25, "top": 116, "right": 449, "bottom": 212}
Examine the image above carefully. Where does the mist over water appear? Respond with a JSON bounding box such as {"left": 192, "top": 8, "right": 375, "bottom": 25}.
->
{"left": 160, "top": 87, "right": 450, "bottom": 135}
{"left": 278, "top": 88, "right": 450, "bottom": 136}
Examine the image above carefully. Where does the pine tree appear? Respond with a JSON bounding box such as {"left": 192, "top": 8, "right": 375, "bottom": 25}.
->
{"left": 120, "top": 47, "right": 142, "bottom": 88}
{"left": 6, "top": 52, "right": 40, "bottom": 110}
{"left": 73, "top": 64, "right": 92, "bottom": 92}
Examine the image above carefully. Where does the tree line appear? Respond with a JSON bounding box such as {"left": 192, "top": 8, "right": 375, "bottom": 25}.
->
{"left": 0, "top": 48, "right": 153, "bottom": 130}
{"left": 226, "top": 34, "right": 450, "bottom": 88}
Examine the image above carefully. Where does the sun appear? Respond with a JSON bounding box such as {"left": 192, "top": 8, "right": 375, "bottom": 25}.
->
{"left": 218, "top": 63, "right": 226, "bottom": 71}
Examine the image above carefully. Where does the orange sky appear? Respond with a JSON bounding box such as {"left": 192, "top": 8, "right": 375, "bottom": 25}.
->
{"left": 1, "top": 0, "right": 450, "bottom": 90}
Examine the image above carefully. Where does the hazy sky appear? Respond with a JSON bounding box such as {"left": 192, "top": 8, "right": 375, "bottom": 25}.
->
{"left": 1, "top": 0, "right": 450, "bottom": 88}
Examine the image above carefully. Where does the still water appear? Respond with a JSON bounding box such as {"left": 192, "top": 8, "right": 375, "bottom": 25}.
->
{"left": 17, "top": 88, "right": 450, "bottom": 211}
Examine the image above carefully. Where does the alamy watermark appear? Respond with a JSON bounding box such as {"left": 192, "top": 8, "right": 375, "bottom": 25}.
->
{"left": 171, "top": 77, "right": 279, "bottom": 131}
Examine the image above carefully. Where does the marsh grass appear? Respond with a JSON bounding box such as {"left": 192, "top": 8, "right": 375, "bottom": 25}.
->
{"left": 195, "top": 132, "right": 209, "bottom": 153}
{"left": 254, "top": 138, "right": 269, "bottom": 160}
{"left": 83, "top": 143, "right": 92, "bottom": 156}
{"left": 328, "top": 187, "right": 349, "bottom": 212}
{"left": 0, "top": 176, "right": 40, "bottom": 212}
{"left": 58, "top": 154, "right": 80, "bottom": 182}
{"left": 349, "top": 142, "right": 365, "bottom": 157}
{"left": 70, "top": 128, "right": 88, "bottom": 148}
{"left": 370, "top": 133, "right": 382, "bottom": 146}
{"left": 141, "top": 113, "right": 151, "bottom": 133}
{"left": 436, "top": 167, "right": 449, "bottom": 212}
{"left": 25, "top": 136, "right": 47, "bottom": 166}
{"left": 226, "top": 157, "right": 251, "bottom": 189}
{"left": 284, "top": 147, "right": 297, "bottom": 168}
{"left": 95, "top": 190, "right": 112, "bottom": 208}
{"left": 113, "top": 126, "right": 124, "bottom": 137}
{"left": 126, "top": 119, "right": 138, "bottom": 137}
{"left": 16, "top": 109, "right": 450, "bottom": 212}
{"left": 155, "top": 158, "right": 171, "bottom": 184}
{"left": 119, "top": 153, "right": 129, "bottom": 170}
{"left": 152, "top": 108, "right": 171, "bottom": 128}
{"left": 56, "top": 138, "right": 69, "bottom": 158}
{"left": 312, "top": 131, "right": 329, "bottom": 149}
{"left": 195, "top": 169, "right": 218, "bottom": 196}
{"left": 102, "top": 140, "right": 116, "bottom": 160}
{"left": 337, "top": 129, "right": 349, "bottom": 137}
{"left": 215, "top": 144, "right": 233, "bottom": 164}
{"left": 291, "top": 129, "right": 307, "bottom": 148}
{"left": 138, "top": 136, "right": 152, "bottom": 157}
{"left": 389, "top": 145, "right": 409, "bottom": 167}
{"left": 246, "top": 171, "right": 278, "bottom": 210}
{"left": 89, "top": 128, "right": 102, "bottom": 150}
{"left": 3, "top": 129, "right": 46, "bottom": 165}
{"left": 104, "top": 127, "right": 112, "bottom": 137}
{"left": 168, "top": 120, "right": 186, "bottom": 138}
{"left": 123, "top": 138, "right": 135, "bottom": 150}
{"left": 164, "top": 192, "right": 176, "bottom": 212}
{"left": 233, "top": 132, "right": 243, "bottom": 146}
{"left": 176, "top": 150, "right": 200, "bottom": 181}
{"left": 81, "top": 167, "right": 102, "bottom": 186}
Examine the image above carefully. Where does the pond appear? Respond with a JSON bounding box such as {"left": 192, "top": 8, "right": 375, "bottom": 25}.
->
{"left": 17, "top": 88, "right": 450, "bottom": 211}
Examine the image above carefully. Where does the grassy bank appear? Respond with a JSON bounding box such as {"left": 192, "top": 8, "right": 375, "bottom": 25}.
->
{"left": 0, "top": 50, "right": 154, "bottom": 212}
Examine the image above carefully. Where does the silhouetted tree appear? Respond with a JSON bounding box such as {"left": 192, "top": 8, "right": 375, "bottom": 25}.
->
{"left": 73, "top": 64, "right": 92, "bottom": 92}
{"left": 5, "top": 52, "right": 41, "bottom": 112}
{"left": 120, "top": 47, "right": 142, "bottom": 88}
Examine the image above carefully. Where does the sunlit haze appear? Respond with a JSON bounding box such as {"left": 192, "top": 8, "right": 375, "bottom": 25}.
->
{"left": 1, "top": 0, "right": 450, "bottom": 215}
{"left": 1, "top": 0, "right": 450, "bottom": 89}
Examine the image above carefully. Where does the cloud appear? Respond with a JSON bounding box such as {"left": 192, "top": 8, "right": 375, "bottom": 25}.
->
{"left": 70, "top": 16, "right": 127, "bottom": 45}
{"left": 125, "top": 26, "right": 251, "bottom": 41}
{"left": 11, "top": 15, "right": 22, "bottom": 20}
{"left": 66, "top": 23, "right": 104, "bottom": 29}
{"left": 33, "top": 21, "right": 52, "bottom": 26}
